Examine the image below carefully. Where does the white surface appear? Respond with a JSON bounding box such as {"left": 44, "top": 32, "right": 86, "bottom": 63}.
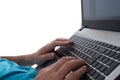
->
{"left": 0, "top": 0, "right": 81, "bottom": 56}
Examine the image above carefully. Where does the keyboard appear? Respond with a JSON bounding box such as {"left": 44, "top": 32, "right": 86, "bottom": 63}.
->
{"left": 55, "top": 35, "right": 120, "bottom": 80}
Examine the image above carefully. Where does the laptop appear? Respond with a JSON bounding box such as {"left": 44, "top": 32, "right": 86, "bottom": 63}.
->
{"left": 37, "top": 0, "right": 120, "bottom": 80}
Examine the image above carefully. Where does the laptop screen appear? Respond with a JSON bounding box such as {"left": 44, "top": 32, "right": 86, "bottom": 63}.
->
{"left": 82, "top": 0, "right": 120, "bottom": 32}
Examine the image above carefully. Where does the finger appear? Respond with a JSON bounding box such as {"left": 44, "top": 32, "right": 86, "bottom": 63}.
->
{"left": 48, "top": 57, "right": 77, "bottom": 71}
{"left": 41, "top": 52, "right": 55, "bottom": 61}
{"left": 35, "top": 52, "right": 55, "bottom": 65}
{"left": 55, "top": 38, "right": 72, "bottom": 41}
{"left": 57, "top": 60, "right": 86, "bottom": 80}
{"left": 51, "top": 40, "right": 73, "bottom": 47}
{"left": 39, "top": 39, "right": 72, "bottom": 54}
{"left": 65, "top": 65, "right": 87, "bottom": 80}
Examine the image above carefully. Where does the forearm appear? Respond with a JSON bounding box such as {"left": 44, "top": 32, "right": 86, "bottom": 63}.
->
{"left": 1, "top": 54, "right": 34, "bottom": 66}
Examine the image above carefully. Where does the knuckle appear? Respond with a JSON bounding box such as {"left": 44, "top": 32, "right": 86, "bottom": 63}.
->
{"left": 51, "top": 41, "right": 57, "bottom": 46}
{"left": 60, "top": 57, "right": 68, "bottom": 60}
{"left": 40, "top": 68, "right": 47, "bottom": 73}
{"left": 51, "top": 72, "right": 58, "bottom": 78}
{"left": 64, "top": 61, "right": 73, "bottom": 66}
{"left": 78, "top": 58, "right": 86, "bottom": 64}
{"left": 40, "top": 68, "right": 50, "bottom": 73}
{"left": 79, "top": 58, "right": 85, "bottom": 62}
{"left": 58, "top": 57, "right": 69, "bottom": 63}
{"left": 60, "top": 57, "right": 71, "bottom": 61}
{"left": 55, "top": 38, "right": 60, "bottom": 41}
{"left": 60, "top": 57, "right": 76, "bottom": 62}
{"left": 54, "top": 38, "right": 63, "bottom": 41}
{"left": 80, "top": 59, "right": 86, "bottom": 64}
{"left": 71, "top": 73, "right": 78, "bottom": 78}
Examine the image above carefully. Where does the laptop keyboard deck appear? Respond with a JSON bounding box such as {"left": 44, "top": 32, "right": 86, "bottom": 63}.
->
{"left": 56, "top": 35, "right": 120, "bottom": 80}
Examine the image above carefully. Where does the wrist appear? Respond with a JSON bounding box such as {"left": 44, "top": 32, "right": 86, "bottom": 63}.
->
{"left": 22, "top": 53, "right": 36, "bottom": 66}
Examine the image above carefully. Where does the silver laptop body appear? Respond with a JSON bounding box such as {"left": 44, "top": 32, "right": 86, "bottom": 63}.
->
{"left": 38, "top": 0, "right": 120, "bottom": 80}
{"left": 70, "top": 0, "right": 120, "bottom": 80}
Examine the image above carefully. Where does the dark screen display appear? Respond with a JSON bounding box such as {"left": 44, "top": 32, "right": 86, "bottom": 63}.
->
{"left": 83, "top": 0, "right": 120, "bottom": 20}
{"left": 82, "top": 0, "right": 120, "bottom": 32}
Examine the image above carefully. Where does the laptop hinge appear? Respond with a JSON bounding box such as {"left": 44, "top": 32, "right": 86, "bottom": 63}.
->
{"left": 79, "top": 26, "right": 88, "bottom": 31}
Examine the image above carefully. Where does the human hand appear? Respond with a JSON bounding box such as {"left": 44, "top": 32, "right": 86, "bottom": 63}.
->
{"left": 29, "top": 38, "right": 72, "bottom": 65}
{"left": 35, "top": 57, "right": 87, "bottom": 80}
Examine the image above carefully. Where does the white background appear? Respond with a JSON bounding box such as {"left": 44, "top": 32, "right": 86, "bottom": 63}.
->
{"left": 0, "top": 0, "right": 81, "bottom": 56}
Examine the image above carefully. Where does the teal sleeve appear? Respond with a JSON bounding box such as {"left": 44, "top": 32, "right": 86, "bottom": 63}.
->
{"left": 0, "top": 58, "right": 38, "bottom": 80}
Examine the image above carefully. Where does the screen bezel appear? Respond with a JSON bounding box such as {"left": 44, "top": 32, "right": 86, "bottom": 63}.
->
{"left": 81, "top": 0, "right": 120, "bottom": 32}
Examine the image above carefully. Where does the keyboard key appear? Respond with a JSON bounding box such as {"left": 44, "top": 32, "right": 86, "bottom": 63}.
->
{"left": 89, "top": 39, "right": 93, "bottom": 42}
{"left": 87, "top": 66, "right": 92, "bottom": 73}
{"left": 82, "top": 55, "right": 88, "bottom": 60}
{"left": 104, "top": 61, "right": 119, "bottom": 76}
{"left": 80, "top": 74, "right": 87, "bottom": 80}
{"left": 102, "top": 57, "right": 109, "bottom": 63}
{"left": 86, "top": 50, "right": 92, "bottom": 55}
{"left": 90, "top": 51, "right": 96, "bottom": 56}
{"left": 111, "top": 61, "right": 119, "bottom": 69}
{"left": 110, "top": 45, "right": 116, "bottom": 49}
{"left": 91, "top": 44, "right": 96, "bottom": 49}
{"left": 98, "top": 56, "right": 105, "bottom": 61}
{"left": 55, "top": 49, "right": 65, "bottom": 57}
{"left": 61, "top": 48, "right": 71, "bottom": 56}
{"left": 104, "top": 49, "right": 111, "bottom": 55}
{"left": 87, "top": 43, "right": 93, "bottom": 48}
{"left": 80, "top": 53, "right": 85, "bottom": 58}
{"left": 97, "top": 47, "right": 106, "bottom": 53}
{"left": 117, "top": 56, "right": 120, "bottom": 61}
{"left": 108, "top": 51, "right": 116, "bottom": 57}
{"left": 92, "top": 71, "right": 100, "bottom": 79}
{"left": 114, "top": 46, "right": 120, "bottom": 51}
{"left": 84, "top": 48, "right": 89, "bottom": 53}
{"left": 84, "top": 75, "right": 92, "bottom": 80}
{"left": 103, "top": 43, "right": 108, "bottom": 47}
{"left": 106, "top": 44, "right": 112, "bottom": 48}
{"left": 93, "top": 40, "right": 98, "bottom": 44}
{"left": 77, "top": 52, "right": 82, "bottom": 56}
{"left": 82, "top": 42, "right": 87, "bottom": 46}
{"left": 106, "top": 59, "right": 114, "bottom": 66}
{"left": 82, "top": 48, "right": 87, "bottom": 52}
{"left": 85, "top": 43, "right": 90, "bottom": 47}
{"left": 96, "top": 74, "right": 105, "bottom": 80}
{"left": 93, "top": 53, "right": 101, "bottom": 59}
{"left": 94, "top": 46, "right": 99, "bottom": 50}
{"left": 96, "top": 41, "right": 101, "bottom": 45}
{"left": 99, "top": 42, "right": 105, "bottom": 46}
{"left": 86, "top": 57, "right": 96, "bottom": 64}
{"left": 113, "top": 52, "right": 120, "bottom": 59}
{"left": 89, "top": 68, "right": 96, "bottom": 76}
{"left": 97, "top": 41, "right": 102, "bottom": 45}
{"left": 92, "top": 61, "right": 99, "bottom": 67}
{"left": 99, "top": 65, "right": 107, "bottom": 72}
{"left": 95, "top": 62, "right": 103, "bottom": 69}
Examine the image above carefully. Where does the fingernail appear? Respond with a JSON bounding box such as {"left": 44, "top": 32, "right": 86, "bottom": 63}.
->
{"left": 51, "top": 53, "right": 55, "bottom": 57}
{"left": 70, "top": 40, "right": 73, "bottom": 43}
{"left": 82, "top": 65, "right": 88, "bottom": 70}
